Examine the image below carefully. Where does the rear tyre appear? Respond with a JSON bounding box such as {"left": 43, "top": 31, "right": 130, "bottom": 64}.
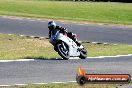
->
{"left": 79, "top": 49, "right": 87, "bottom": 59}
{"left": 56, "top": 41, "right": 70, "bottom": 60}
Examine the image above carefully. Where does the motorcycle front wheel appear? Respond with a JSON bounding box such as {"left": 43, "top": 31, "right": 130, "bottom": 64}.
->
{"left": 56, "top": 41, "right": 70, "bottom": 60}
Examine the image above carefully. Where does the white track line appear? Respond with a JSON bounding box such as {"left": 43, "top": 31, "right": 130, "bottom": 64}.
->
{"left": 0, "top": 54, "right": 132, "bottom": 62}
{"left": 117, "top": 54, "right": 132, "bottom": 57}
{"left": 113, "top": 44, "right": 118, "bottom": 45}
{"left": 0, "top": 59, "right": 35, "bottom": 62}
{"left": 0, "top": 78, "right": 131, "bottom": 87}
{"left": 91, "top": 42, "right": 98, "bottom": 44}
{"left": 30, "top": 36, "right": 35, "bottom": 38}
{"left": 69, "top": 54, "right": 132, "bottom": 59}
{"left": 69, "top": 57, "right": 80, "bottom": 59}
{"left": 20, "top": 35, "right": 25, "bottom": 37}
{"left": 33, "top": 83, "right": 48, "bottom": 85}
{"left": 103, "top": 43, "right": 108, "bottom": 45}
{"left": 14, "top": 84, "right": 28, "bottom": 86}
{"left": 51, "top": 82, "right": 67, "bottom": 84}
{"left": 0, "top": 81, "right": 76, "bottom": 87}
{"left": 0, "top": 85, "right": 11, "bottom": 87}
{"left": 87, "top": 54, "right": 132, "bottom": 59}
{"left": 8, "top": 34, "right": 13, "bottom": 36}
{"left": 0, "top": 54, "right": 131, "bottom": 62}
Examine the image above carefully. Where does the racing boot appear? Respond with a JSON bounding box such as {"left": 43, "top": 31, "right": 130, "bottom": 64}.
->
{"left": 75, "top": 41, "right": 83, "bottom": 49}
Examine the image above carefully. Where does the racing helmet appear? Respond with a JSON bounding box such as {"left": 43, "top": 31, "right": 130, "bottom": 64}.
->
{"left": 48, "top": 21, "right": 56, "bottom": 30}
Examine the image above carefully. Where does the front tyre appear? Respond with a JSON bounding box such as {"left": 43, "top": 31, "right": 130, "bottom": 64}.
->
{"left": 79, "top": 49, "right": 87, "bottom": 59}
{"left": 56, "top": 41, "right": 70, "bottom": 60}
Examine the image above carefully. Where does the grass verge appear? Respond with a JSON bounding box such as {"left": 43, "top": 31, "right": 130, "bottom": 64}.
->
{"left": 19, "top": 83, "right": 118, "bottom": 88}
{"left": 0, "top": 83, "right": 120, "bottom": 88}
{"left": 0, "top": 0, "right": 132, "bottom": 25}
{"left": 0, "top": 33, "right": 132, "bottom": 60}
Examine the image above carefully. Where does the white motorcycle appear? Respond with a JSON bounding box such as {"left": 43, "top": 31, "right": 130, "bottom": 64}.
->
{"left": 49, "top": 29, "right": 87, "bottom": 60}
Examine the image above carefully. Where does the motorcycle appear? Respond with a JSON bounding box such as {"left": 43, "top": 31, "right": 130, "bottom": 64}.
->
{"left": 49, "top": 29, "right": 87, "bottom": 60}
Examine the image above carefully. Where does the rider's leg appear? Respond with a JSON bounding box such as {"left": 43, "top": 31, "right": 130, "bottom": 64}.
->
{"left": 75, "top": 41, "right": 81, "bottom": 46}
{"left": 74, "top": 37, "right": 81, "bottom": 47}
{"left": 67, "top": 32, "right": 81, "bottom": 46}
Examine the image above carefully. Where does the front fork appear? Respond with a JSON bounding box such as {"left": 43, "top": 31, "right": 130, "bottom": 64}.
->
{"left": 61, "top": 42, "right": 67, "bottom": 51}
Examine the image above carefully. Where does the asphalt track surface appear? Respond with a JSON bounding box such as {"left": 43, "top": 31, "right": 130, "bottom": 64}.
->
{"left": 0, "top": 16, "right": 132, "bottom": 85}
{"left": 0, "top": 57, "right": 132, "bottom": 85}
{"left": 0, "top": 16, "right": 132, "bottom": 44}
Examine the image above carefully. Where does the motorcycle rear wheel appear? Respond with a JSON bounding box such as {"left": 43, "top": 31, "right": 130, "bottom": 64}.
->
{"left": 79, "top": 49, "right": 87, "bottom": 59}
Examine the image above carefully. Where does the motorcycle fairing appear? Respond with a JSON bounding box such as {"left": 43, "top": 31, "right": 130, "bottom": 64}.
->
{"left": 56, "top": 33, "right": 80, "bottom": 57}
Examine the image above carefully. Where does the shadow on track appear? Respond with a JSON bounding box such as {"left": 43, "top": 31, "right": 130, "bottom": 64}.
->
{"left": 23, "top": 56, "right": 65, "bottom": 60}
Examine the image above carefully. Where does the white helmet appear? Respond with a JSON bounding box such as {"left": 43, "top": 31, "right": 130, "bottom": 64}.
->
{"left": 48, "top": 21, "right": 56, "bottom": 30}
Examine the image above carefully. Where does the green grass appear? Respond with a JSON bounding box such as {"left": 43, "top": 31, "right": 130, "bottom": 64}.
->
{"left": 0, "top": 0, "right": 132, "bottom": 24}
{"left": 4, "top": 82, "right": 131, "bottom": 88}
{"left": 0, "top": 33, "right": 132, "bottom": 60}
{"left": 0, "top": 83, "right": 120, "bottom": 88}
{"left": 0, "top": 34, "right": 60, "bottom": 60}
{"left": 83, "top": 43, "right": 132, "bottom": 57}
{"left": 21, "top": 83, "right": 119, "bottom": 88}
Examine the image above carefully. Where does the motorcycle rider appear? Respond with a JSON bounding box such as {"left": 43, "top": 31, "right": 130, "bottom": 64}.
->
{"left": 48, "top": 21, "right": 81, "bottom": 47}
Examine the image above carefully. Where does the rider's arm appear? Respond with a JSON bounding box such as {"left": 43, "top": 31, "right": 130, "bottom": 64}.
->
{"left": 49, "top": 30, "right": 52, "bottom": 38}
{"left": 56, "top": 26, "right": 67, "bottom": 33}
